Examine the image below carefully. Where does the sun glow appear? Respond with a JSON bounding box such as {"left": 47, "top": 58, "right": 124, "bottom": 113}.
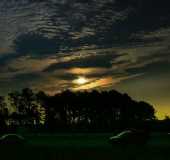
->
{"left": 74, "top": 76, "right": 88, "bottom": 85}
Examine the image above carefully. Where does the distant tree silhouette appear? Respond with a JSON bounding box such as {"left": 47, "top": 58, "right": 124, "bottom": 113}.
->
{"left": 6, "top": 88, "right": 156, "bottom": 132}
{"left": 8, "top": 91, "right": 23, "bottom": 125}
{"left": 36, "top": 91, "right": 49, "bottom": 128}
{"left": 21, "top": 88, "right": 38, "bottom": 126}
{"left": 0, "top": 96, "right": 8, "bottom": 132}
{"left": 135, "top": 101, "right": 155, "bottom": 121}
{"left": 8, "top": 88, "right": 42, "bottom": 127}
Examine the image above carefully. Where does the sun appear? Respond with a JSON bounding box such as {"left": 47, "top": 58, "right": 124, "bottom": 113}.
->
{"left": 74, "top": 76, "right": 88, "bottom": 85}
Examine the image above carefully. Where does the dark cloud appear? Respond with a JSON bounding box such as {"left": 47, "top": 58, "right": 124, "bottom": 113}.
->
{"left": 13, "top": 72, "right": 41, "bottom": 82}
{"left": 14, "top": 33, "right": 58, "bottom": 56}
{"left": 8, "top": 0, "right": 170, "bottom": 56}
{"left": 0, "top": 74, "right": 34, "bottom": 95}
{"left": 127, "top": 60, "right": 170, "bottom": 76}
{"left": 44, "top": 53, "right": 119, "bottom": 72}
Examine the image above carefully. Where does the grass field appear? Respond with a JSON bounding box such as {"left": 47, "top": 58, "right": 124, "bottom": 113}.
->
{"left": 0, "top": 133, "right": 170, "bottom": 160}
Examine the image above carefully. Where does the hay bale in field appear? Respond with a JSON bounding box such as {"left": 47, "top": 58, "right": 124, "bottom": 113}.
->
{"left": 0, "top": 134, "right": 26, "bottom": 145}
{"left": 109, "top": 129, "right": 150, "bottom": 146}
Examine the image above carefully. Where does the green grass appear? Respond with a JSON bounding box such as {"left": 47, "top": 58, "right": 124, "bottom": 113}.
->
{"left": 0, "top": 133, "right": 170, "bottom": 160}
{"left": 26, "top": 133, "right": 112, "bottom": 148}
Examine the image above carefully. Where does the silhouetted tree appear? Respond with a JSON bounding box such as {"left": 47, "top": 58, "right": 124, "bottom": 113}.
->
{"left": 8, "top": 88, "right": 41, "bottom": 127}
{"left": 135, "top": 101, "right": 155, "bottom": 121}
{"left": 0, "top": 96, "right": 8, "bottom": 132}
{"left": 21, "top": 88, "right": 38, "bottom": 126}
{"left": 8, "top": 91, "right": 23, "bottom": 125}
{"left": 6, "top": 89, "right": 156, "bottom": 132}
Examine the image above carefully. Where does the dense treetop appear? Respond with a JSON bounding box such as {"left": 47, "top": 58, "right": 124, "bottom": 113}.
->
{"left": 0, "top": 88, "right": 155, "bottom": 132}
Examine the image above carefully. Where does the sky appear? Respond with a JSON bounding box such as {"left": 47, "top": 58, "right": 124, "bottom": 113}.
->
{"left": 0, "top": 0, "right": 170, "bottom": 119}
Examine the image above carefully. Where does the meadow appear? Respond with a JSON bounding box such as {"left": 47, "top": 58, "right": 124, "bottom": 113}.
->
{"left": 0, "top": 133, "right": 170, "bottom": 160}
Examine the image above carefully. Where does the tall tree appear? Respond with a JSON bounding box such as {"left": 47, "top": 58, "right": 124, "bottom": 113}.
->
{"left": 0, "top": 96, "right": 8, "bottom": 132}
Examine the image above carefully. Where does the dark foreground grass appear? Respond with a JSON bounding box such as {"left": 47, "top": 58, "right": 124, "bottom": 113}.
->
{"left": 0, "top": 133, "right": 170, "bottom": 160}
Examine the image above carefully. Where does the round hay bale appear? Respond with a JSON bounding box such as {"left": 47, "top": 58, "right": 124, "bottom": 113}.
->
{"left": 0, "top": 134, "right": 26, "bottom": 145}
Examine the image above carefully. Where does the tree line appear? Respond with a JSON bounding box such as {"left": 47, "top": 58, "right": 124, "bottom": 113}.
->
{"left": 0, "top": 88, "right": 156, "bottom": 133}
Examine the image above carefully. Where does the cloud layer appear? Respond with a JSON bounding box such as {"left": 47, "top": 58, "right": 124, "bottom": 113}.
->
{"left": 0, "top": 0, "right": 170, "bottom": 118}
